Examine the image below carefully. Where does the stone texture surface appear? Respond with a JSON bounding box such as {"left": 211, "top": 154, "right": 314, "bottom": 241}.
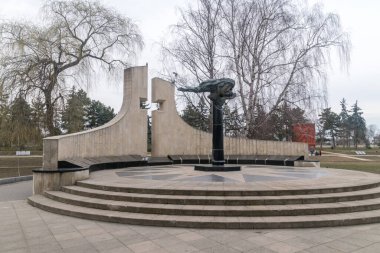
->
{"left": 41, "top": 66, "right": 309, "bottom": 181}
{"left": 33, "top": 170, "right": 89, "bottom": 194}
{"left": 0, "top": 180, "right": 32, "bottom": 201}
{"left": 27, "top": 165, "right": 380, "bottom": 229}
{"left": 77, "top": 165, "right": 380, "bottom": 192}
{"left": 3, "top": 200, "right": 380, "bottom": 253}
{"left": 42, "top": 66, "right": 148, "bottom": 169}
{"left": 151, "top": 78, "right": 308, "bottom": 157}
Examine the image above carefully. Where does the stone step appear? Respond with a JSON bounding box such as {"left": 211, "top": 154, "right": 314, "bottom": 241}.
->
{"left": 76, "top": 180, "right": 380, "bottom": 196}
{"left": 45, "top": 190, "right": 380, "bottom": 217}
{"left": 28, "top": 194, "right": 380, "bottom": 229}
{"left": 63, "top": 185, "right": 380, "bottom": 205}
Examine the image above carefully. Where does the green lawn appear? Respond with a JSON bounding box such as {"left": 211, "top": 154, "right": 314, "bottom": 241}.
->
{"left": 0, "top": 157, "right": 42, "bottom": 178}
{"left": 317, "top": 148, "right": 380, "bottom": 174}
{"left": 321, "top": 162, "right": 380, "bottom": 174}
{"left": 321, "top": 147, "right": 380, "bottom": 155}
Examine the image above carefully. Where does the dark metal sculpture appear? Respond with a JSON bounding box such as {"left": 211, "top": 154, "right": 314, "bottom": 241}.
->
{"left": 178, "top": 78, "right": 236, "bottom": 101}
{"left": 179, "top": 78, "right": 240, "bottom": 171}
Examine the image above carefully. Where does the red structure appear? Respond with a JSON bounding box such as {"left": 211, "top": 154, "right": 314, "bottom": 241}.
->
{"left": 292, "top": 123, "right": 316, "bottom": 152}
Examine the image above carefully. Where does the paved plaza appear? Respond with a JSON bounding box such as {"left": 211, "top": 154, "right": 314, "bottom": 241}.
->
{"left": 2, "top": 166, "right": 380, "bottom": 253}
{"left": 1, "top": 199, "right": 380, "bottom": 253}
{"left": 0, "top": 181, "right": 32, "bottom": 202}
{"left": 86, "top": 165, "right": 380, "bottom": 191}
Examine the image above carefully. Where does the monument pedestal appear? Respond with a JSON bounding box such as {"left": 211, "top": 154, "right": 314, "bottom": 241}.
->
{"left": 194, "top": 164, "right": 241, "bottom": 172}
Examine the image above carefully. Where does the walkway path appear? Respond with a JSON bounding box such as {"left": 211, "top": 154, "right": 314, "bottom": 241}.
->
{"left": 2, "top": 171, "right": 380, "bottom": 253}
{"left": 0, "top": 155, "right": 42, "bottom": 158}
{"left": 1, "top": 200, "right": 380, "bottom": 253}
{"left": 0, "top": 180, "right": 32, "bottom": 202}
{"left": 321, "top": 151, "right": 372, "bottom": 161}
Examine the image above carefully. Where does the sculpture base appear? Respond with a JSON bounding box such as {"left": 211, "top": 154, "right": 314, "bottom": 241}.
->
{"left": 194, "top": 164, "right": 241, "bottom": 172}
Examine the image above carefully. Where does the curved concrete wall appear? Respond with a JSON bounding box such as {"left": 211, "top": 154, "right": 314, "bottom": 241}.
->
{"left": 43, "top": 66, "right": 148, "bottom": 169}
{"left": 151, "top": 78, "right": 308, "bottom": 157}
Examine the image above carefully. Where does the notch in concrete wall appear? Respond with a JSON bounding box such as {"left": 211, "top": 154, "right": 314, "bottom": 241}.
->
{"left": 156, "top": 101, "right": 165, "bottom": 111}
{"left": 140, "top": 98, "right": 150, "bottom": 109}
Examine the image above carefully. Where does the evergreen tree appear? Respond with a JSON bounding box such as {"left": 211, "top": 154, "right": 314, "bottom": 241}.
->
{"left": 251, "top": 104, "right": 273, "bottom": 140}
{"left": 224, "top": 104, "right": 244, "bottom": 137}
{"left": 0, "top": 86, "right": 10, "bottom": 147}
{"left": 181, "top": 97, "right": 210, "bottom": 132}
{"left": 85, "top": 100, "right": 116, "bottom": 129}
{"left": 8, "top": 95, "right": 40, "bottom": 148}
{"left": 349, "top": 101, "right": 366, "bottom": 149}
{"left": 61, "top": 88, "right": 90, "bottom": 133}
{"left": 182, "top": 99, "right": 247, "bottom": 137}
{"left": 319, "top": 108, "right": 340, "bottom": 148}
{"left": 339, "top": 98, "right": 351, "bottom": 147}
{"left": 270, "top": 103, "right": 307, "bottom": 141}
{"left": 31, "top": 96, "right": 47, "bottom": 138}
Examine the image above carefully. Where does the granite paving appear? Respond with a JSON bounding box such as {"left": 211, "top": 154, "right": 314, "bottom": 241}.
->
{"left": 0, "top": 180, "right": 32, "bottom": 201}
{"left": 5, "top": 165, "right": 380, "bottom": 251}
{"left": 88, "top": 165, "right": 380, "bottom": 192}
{"left": 1, "top": 200, "right": 380, "bottom": 253}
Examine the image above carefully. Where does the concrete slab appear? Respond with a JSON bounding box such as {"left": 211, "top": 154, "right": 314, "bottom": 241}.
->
{"left": 4, "top": 201, "right": 380, "bottom": 253}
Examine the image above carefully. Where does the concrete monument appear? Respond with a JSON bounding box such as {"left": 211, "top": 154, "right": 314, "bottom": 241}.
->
{"left": 151, "top": 77, "right": 307, "bottom": 158}
{"left": 35, "top": 66, "right": 309, "bottom": 194}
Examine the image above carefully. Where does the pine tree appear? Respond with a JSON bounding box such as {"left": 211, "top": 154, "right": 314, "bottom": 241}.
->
{"left": 319, "top": 108, "right": 340, "bottom": 148}
{"left": 9, "top": 95, "right": 40, "bottom": 149}
{"left": 0, "top": 86, "right": 10, "bottom": 147}
{"left": 339, "top": 98, "right": 351, "bottom": 147}
{"left": 85, "top": 100, "right": 116, "bottom": 129}
{"left": 250, "top": 104, "right": 272, "bottom": 140}
{"left": 31, "top": 96, "right": 47, "bottom": 138}
{"left": 349, "top": 101, "right": 366, "bottom": 149}
{"left": 61, "top": 88, "right": 90, "bottom": 133}
{"left": 224, "top": 104, "right": 244, "bottom": 137}
{"left": 181, "top": 97, "right": 210, "bottom": 132}
{"left": 270, "top": 103, "right": 307, "bottom": 141}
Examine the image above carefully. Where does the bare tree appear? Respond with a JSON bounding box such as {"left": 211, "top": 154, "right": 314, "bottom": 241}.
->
{"left": 163, "top": 0, "right": 223, "bottom": 82}
{"left": 163, "top": 0, "right": 350, "bottom": 139}
{"left": 367, "top": 124, "right": 378, "bottom": 145}
{"left": 162, "top": 0, "right": 228, "bottom": 131}
{"left": 0, "top": 0, "right": 143, "bottom": 135}
{"left": 220, "top": 0, "right": 350, "bottom": 138}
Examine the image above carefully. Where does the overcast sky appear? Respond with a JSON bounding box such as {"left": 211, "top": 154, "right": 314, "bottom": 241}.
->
{"left": 0, "top": 0, "right": 379, "bottom": 127}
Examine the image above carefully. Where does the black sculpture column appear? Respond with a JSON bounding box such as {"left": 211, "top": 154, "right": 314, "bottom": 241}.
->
{"left": 211, "top": 100, "right": 225, "bottom": 166}
{"left": 178, "top": 78, "right": 240, "bottom": 172}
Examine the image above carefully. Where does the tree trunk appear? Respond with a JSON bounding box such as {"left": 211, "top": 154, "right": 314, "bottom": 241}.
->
{"left": 44, "top": 91, "right": 59, "bottom": 136}
{"left": 320, "top": 132, "right": 324, "bottom": 152}
{"left": 208, "top": 104, "right": 213, "bottom": 133}
{"left": 332, "top": 134, "right": 336, "bottom": 149}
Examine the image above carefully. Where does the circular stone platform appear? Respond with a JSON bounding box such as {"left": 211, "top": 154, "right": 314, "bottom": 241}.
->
{"left": 86, "top": 165, "right": 375, "bottom": 191}
{"left": 28, "top": 165, "right": 380, "bottom": 229}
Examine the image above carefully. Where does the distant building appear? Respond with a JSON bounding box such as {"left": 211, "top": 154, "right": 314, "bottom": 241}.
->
{"left": 292, "top": 123, "right": 316, "bottom": 152}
